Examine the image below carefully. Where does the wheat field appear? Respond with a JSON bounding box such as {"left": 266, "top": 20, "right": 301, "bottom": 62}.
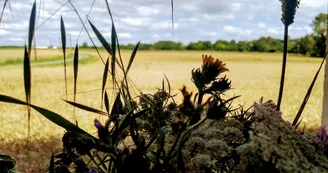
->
{"left": 0, "top": 49, "right": 324, "bottom": 172}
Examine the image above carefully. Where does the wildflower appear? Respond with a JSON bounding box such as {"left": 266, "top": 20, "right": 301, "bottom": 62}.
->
{"left": 202, "top": 55, "right": 229, "bottom": 75}
{"left": 94, "top": 119, "right": 104, "bottom": 129}
{"left": 192, "top": 55, "right": 229, "bottom": 90}
{"left": 318, "top": 125, "right": 328, "bottom": 144}
{"left": 88, "top": 167, "right": 97, "bottom": 173}
{"left": 94, "top": 119, "right": 110, "bottom": 143}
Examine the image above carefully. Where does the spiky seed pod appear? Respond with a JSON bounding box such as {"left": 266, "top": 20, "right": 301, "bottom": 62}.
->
{"left": 280, "top": 0, "right": 301, "bottom": 26}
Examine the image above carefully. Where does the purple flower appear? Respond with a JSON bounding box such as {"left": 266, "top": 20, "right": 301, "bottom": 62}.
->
{"left": 88, "top": 167, "right": 97, "bottom": 173}
{"left": 319, "top": 125, "right": 328, "bottom": 143}
{"left": 94, "top": 119, "right": 104, "bottom": 129}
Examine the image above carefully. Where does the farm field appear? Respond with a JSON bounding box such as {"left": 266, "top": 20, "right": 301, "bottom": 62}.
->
{"left": 0, "top": 49, "right": 324, "bottom": 172}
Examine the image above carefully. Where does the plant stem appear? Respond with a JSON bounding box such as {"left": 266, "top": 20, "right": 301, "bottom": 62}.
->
{"left": 197, "top": 91, "right": 204, "bottom": 106}
{"left": 277, "top": 25, "right": 289, "bottom": 110}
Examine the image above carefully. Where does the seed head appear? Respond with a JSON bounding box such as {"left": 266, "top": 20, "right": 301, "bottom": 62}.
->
{"left": 280, "top": 0, "right": 301, "bottom": 26}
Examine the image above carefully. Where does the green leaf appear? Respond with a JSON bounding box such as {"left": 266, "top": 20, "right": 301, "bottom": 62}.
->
{"left": 156, "top": 127, "right": 168, "bottom": 163}
{"left": 111, "top": 23, "right": 116, "bottom": 88}
{"left": 49, "top": 153, "right": 54, "bottom": 173}
{"left": 60, "top": 15, "right": 68, "bottom": 100}
{"left": 117, "top": 109, "right": 134, "bottom": 132}
{"left": 23, "top": 45, "right": 31, "bottom": 137}
{"left": 0, "top": 94, "right": 86, "bottom": 134}
{"left": 73, "top": 44, "right": 79, "bottom": 103}
{"left": 0, "top": 94, "right": 118, "bottom": 154}
{"left": 126, "top": 41, "right": 140, "bottom": 75}
{"left": 292, "top": 52, "right": 327, "bottom": 126}
{"left": 28, "top": 1, "right": 36, "bottom": 56}
{"left": 104, "top": 91, "right": 110, "bottom": 115}
{"left": 110, "top": 92, "right": 124, "bottom": 116}
{"left": 132, "top": 108, "right": 150, "bottom": 119}
{"left": 63, "top": 99, "right": 108, "bottom": 116}
{"left": 88, "top": 20, "right": 112, "bottom": 56}
{"left": 130, "top": 118, "right": 139, "bottom": 147}
{"left": 102, "top": 58, "right": 109, "bottom": 110}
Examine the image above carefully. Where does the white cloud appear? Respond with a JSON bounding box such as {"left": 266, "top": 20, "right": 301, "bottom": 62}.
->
{"left": 258, "top": 23, "right": 266, "bottom": 29}
{"left": 0, "top": 29, "right": 11, "bottom": 35}
{"left": 0, "top": 0, "right": 326, "bottom": 46}
{"left": 9, "top": 38, "right": 24, "bottom": 42}
{"left": 121, "top": 17, "right": 151, "bottom": 27}
{"left": 301, "top": 0, "right": 326, "bottom": 8}
{"left": 136, "top": 6, "right": 160, "bottom": 16}
{"left": 267, "top": 28, "right": 280, "bottom": 35}
{"left": 118, "top": 32, "right": 132, "bottom": 39}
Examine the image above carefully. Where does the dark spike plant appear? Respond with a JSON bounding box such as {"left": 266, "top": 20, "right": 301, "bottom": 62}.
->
{"left": 60, "top": 15, "right": 68, "bottom": 101}
{"left": 73, "top": 44, "right": 79, "bottom": 120}
{"left": 25, "top": 0, "right": 36, "bottom": 137}
{"left": 277, "top": 0, "right": 300, "bottom": 110}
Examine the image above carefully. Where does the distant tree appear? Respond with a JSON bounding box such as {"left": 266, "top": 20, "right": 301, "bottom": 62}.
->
{"left": 186, "top": 42, "right": 198, "bottom": 50}
{"left": 81, "top": 42, "right": 89, "bottom": 48}
{"left": 202, "top": 41, "right": 213, "bottom": 50}
{"left": 226, "top": 40, "right": 237, "bottom": 51}
{"left": 213, "top": 40, "right": 228, "bottom": 51}
{"left": 236, "top": 41, "right": 250, "bottom": 52}
{"left": 311, "top": 13, "right": 327, "bottom": 57}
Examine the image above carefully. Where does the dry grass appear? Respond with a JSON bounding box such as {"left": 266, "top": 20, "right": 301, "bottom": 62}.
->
{"left": 0, "top": 49, "right": 324, "bottom": 172}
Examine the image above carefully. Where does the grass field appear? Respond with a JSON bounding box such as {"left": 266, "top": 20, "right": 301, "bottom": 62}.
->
{"left": 0, "top": 48, "right": 75, "bottom": 66}
{"left": 0, "top": 49, "right": 324, "bottom": 172}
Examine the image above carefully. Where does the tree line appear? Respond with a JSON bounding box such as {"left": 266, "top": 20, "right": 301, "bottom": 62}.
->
{"left": 80, "top": 13, "right": 327, "bottom": 58}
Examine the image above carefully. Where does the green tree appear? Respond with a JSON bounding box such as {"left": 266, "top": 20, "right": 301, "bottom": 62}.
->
{"left": 213, "top": 40, "right": 228, "bottom": 51}
{"left": 311, "top": 13, "right": 327, "bottom": 57}
{"left": 81, "top": 42, "right": 89, "bottom": 48}
{"left": 202, "top": 41, "right": 213, "bottom": 50}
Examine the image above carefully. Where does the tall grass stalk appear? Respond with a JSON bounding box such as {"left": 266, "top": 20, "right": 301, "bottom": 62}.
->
{"left": 277, "top": 0, "right": 300, "bottom": 110}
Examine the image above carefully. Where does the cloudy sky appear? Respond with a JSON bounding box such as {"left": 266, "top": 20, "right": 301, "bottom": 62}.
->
{"left": 0, "top": 0, "right": 326, "bottom": 47}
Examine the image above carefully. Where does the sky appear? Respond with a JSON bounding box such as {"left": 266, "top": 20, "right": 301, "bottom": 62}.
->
{"left": 0, "top": 0, "right": 326, "bottom": 47}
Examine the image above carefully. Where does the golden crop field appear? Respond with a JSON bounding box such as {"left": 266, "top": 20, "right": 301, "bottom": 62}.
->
{"left": 0, "top": 49, "right": 324, "bottom": 172}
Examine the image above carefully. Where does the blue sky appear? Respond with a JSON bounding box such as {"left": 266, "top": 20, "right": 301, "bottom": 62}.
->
{"left": 0, "top": 0, "right": 326, "bottom": 47}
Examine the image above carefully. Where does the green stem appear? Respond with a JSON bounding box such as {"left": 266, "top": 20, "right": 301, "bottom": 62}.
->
{"left": 197, "top": 91, "right": 204, "bottom": 106}
{"left": 277, "top": 25, "right": 289, "bottom": 110}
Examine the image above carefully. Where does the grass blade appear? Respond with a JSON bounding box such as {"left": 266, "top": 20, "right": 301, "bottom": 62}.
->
{"left": 126, "top": 41, "right": 140, "bottom": 75}
{"left": 0, "top": 94, "right": 118, "bottom": 154}
{"left": 0, "top": 0, "right": 9, "bottom": 25}
{"left": 292, "top": 52, "right": 328, "bottom": 126}
{"left": 88, "top": 20, "right": 112, "bottom": 56}
{"left": 49, "top": 153, "right": 54, "bottom": 173}
{"left": 28, "top": 1, "right": 36, "bottom": 57}
{"left": 101, "top": 58, "right": 109, "bottom": 110}
{"left": 73, "top": 44, "right": 79, "bottom": 119}
{"left": 0, "top": 94, "right": 86, "bottom": 134}
{"left": 63, "top": 99, "right": 108, "bottom": 116}
{"left": 110, "top": 91, "right": 124, "bottom": 116}
{"left": 104, "top": 91, "right": 110, "bottom": 115}
{"left": 111, "top": 23, "right": 116, "bottom": 89}
{"left": 60, "top": 16, "right": 68, "bottom": 100}
{"left": 23, "top": 46, "right": 31, "bottom": 137}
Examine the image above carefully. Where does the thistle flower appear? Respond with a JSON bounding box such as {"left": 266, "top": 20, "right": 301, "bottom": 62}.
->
{"left": 192, "top": 55, "right": 229, "bottom": 90}
{"left": 202, "top": 55, "right": 229, "bottom": 74}
{"left": 280, "top": 0, "right": 301, "bottom": 26}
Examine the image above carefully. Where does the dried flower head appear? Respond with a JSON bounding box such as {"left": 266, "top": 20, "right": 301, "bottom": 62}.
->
{"left": 280, "top": 0, "right": 301, "bottom": 26}
{"left": 202, "top": 55, "right": 229, "bottom": 74}
{"left": 192, "top": 55, "right": 229, "bottom": 90}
